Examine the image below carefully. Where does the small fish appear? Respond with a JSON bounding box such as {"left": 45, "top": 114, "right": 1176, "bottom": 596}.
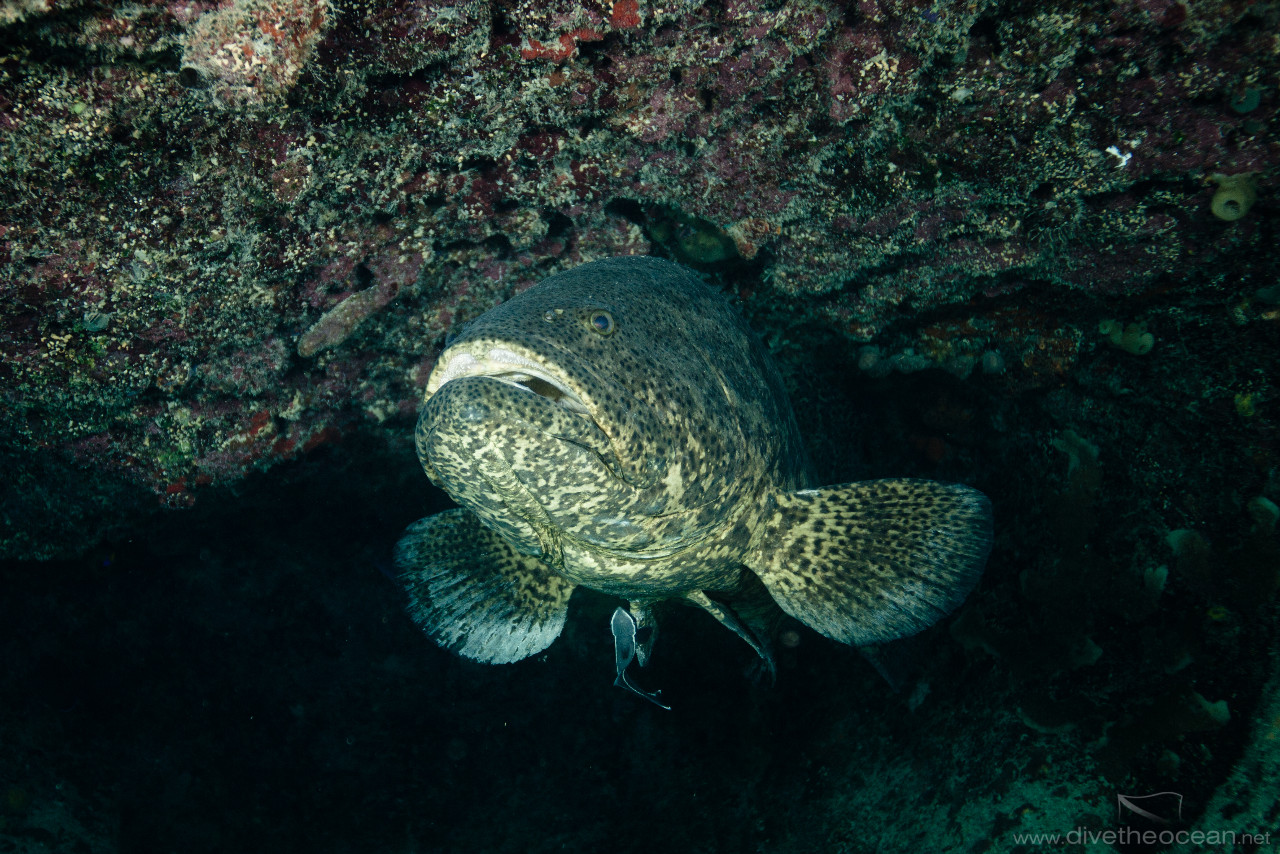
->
{"left": 610, "top": 607, "right": 668, "bottom": 709}
{"left": 396, "top": 257, "right": 992, "bottom": 703}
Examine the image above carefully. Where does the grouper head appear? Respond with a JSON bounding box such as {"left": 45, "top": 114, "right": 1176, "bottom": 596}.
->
{"left": 415, "top": 256, "right": 800, "bottom": 568}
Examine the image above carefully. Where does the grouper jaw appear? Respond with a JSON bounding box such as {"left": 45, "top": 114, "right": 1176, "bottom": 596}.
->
{"left": 428, "top": 346, "right": 591, "bottom": 415}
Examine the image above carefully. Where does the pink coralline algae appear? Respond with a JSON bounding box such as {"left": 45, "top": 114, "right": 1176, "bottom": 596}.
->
{"left": 504, "top": 0, "right": 642, "bottom": 61}
{"left": 824, "top": 20, "right": 920, "bottom": 124}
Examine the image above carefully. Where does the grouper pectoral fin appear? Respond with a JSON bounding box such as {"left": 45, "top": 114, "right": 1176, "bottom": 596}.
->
{"left": 744, "top": 479, "right": 992, "bottom": 647}
{"left": 395, "top": 509, "right": 575, "bottom": 664}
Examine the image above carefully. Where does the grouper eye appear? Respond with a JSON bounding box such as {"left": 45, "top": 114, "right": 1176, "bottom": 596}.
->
{"left": 588, "top": 310, "right": 615, "bottom": 336}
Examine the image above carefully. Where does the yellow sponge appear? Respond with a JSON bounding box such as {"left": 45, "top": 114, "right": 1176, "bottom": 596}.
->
{"left": 1210, "top": 173, "right": 1257, "bottom": 221}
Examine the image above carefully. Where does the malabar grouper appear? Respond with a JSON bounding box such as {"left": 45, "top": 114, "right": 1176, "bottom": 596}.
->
{"left": 395, "top": 256, "right": 992, "bottom": 706}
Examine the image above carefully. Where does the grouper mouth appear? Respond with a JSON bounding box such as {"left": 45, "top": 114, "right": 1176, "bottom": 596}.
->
{"left": 427, "top": 346, "right": 591, "bottom": 416}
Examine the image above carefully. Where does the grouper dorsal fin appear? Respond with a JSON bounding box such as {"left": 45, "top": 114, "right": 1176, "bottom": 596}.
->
{"left": 744, "top": 479, "right": 992, "bottom": 647}
{"left": 395, "top": 509, "right": 575, "bottom": 664}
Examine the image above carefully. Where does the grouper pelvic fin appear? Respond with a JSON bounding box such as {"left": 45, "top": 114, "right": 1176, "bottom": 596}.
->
{"left": 686, "top": 590, "right": 777, "bottom": 683}
{"left": 395, "top": 509, "right": 575, "bottom": 664}
{"left": 745, "top": 479, "right": 992, "bottom": 647}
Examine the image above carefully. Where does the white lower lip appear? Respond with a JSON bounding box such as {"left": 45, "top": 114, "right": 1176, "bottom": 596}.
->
{"left": 430, "top": 348, "right": 589, "bottom": 414}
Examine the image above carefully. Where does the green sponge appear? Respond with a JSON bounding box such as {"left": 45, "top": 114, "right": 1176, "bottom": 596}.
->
{"left": 1099, "top": 319, "right": 1154, "bottom": 355}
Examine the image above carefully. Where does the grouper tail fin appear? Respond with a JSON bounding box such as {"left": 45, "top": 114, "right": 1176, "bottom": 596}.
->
{"left": 395, "top": 508, "right": 576, "bottom": 664}
{"left": 743, "top": 479, "right": 992, "bottom": 647}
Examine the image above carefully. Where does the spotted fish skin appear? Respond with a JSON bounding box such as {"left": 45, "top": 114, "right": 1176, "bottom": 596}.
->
{"left": 396, "top": 256, "right": 992, "bottom": 669}
{"left": 415, "top": 256, "right": 806, "bottom": 597}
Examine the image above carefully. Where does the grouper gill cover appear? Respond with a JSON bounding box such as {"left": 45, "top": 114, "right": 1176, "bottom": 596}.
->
{"left": 395, "top": 256, "right": 993, "bottom": 695}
